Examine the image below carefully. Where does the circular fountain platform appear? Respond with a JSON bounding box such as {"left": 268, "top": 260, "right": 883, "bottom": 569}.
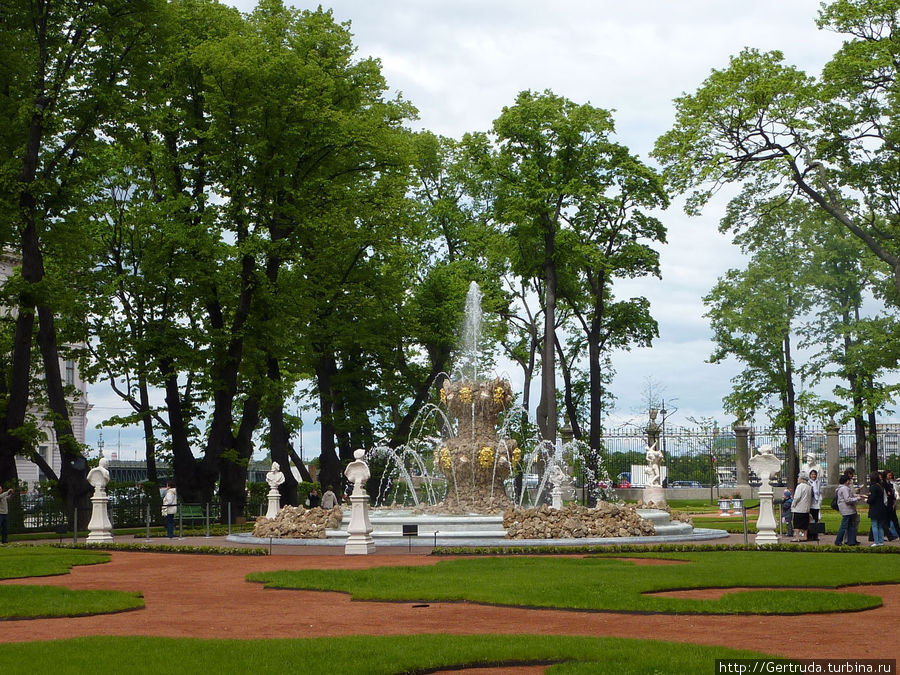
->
{"left": 227, "top": 508, "right": 728, "bottom": 548}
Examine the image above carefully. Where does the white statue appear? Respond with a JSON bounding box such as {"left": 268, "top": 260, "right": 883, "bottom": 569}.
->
{"left": 264, "top": 462, "right": 285, "bottom": 519}
{"left": 749, "top": 444, "right": 782, "bottom": 486}
{"left": 86, "top": 456, "right": 113, "bottom": 542}
{"left": 548, "top": 464, "right": 568, "bottom": 489}
{"left": 645, "top": 442, "right": 663, "bottom": 487}
{"left": 266, "top": 462, "right": 285, "bottom": 489}
{"left": 344, "top": 449, "right": 374, "bottom": 554}
{"left": 749, "top": 444, "right": 784, "bottom": 545}
{"left": 87, "top": 457, "right": 110, "bottom": 495}
{"left": 344, "top": 449, "right": 371, "bottom": 496}
{"left": 800, "top": 447, "right": 820, "bottom": 477}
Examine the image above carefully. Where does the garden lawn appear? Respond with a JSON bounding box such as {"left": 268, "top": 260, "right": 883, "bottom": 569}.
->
{"left": 248, "top": 551, "right": 900, "bottom": 614}
{"left": 0, "top": 546, "right": 144, "bottom": 619}
{"left": 0, "top": 634, "right": 773, "bottom": 675}
{"left": 693, "top": 511, "right": 872, "bottom": 534}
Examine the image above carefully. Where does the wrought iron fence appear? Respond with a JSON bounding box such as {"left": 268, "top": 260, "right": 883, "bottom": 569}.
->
{"left": 4, "top": 493, "right": 269, "bottom": 536}
{"left": 598, "top": 424, "right": 900, "bottom": 486}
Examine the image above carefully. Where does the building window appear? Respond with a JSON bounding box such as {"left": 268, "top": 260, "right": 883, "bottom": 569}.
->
{"left": 65, "top": 360, "right": 75, "bottom": 387}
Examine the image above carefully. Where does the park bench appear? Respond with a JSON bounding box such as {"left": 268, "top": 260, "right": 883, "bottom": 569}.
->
{"left": 178, "top": 504, "right": 207, "bottom": 527}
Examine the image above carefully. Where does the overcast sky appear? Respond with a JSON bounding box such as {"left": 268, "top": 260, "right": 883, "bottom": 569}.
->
{"left": 87, "top": 1, "right": 878, "bottom": 459}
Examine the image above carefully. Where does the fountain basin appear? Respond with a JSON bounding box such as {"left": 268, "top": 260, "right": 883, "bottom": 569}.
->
{"left": 227, "top": 508, "right": 728, "bottom": 547}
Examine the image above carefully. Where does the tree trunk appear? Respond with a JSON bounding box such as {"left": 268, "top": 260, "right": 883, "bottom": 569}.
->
{"left": 160, "top": 360, "right": 204, "bottom": 502}
{"left": 555, "top": 334, "right": 582, "bottom": 440}
{"left": 266, "top": 358, "right": 300, "bottom": 506}
{"left": 867, "top": 407, "right": 878, "bottom": 474}
{"left": 35, "top": 304, "right": 90, "bottom": 513}
{"left": 782, "top": 331, "right": 798, "bottom": 488}
{"left": 536, "top": 219, "right": 557, "bottom": 443}
{"left": 390, "top": 345, "right": 451, "bottom": 448}
{"left": 316, "top": 352, "right": 342, "bottom": 494}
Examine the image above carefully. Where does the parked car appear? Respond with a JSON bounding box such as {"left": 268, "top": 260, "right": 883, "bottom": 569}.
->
{"left": 671, "top": 481, "right": 702, "bottom": 488}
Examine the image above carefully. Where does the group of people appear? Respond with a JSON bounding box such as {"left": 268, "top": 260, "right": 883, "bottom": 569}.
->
{"left": 783, "top": 468, "right": 823, "bottom": 542}
{"left": 306, "top": 485, "right": 341, "bottom": 510}
{"left": 781, "top": 466, "right": 899, "bottom": 546}
{"left": 864, "top": 469, "right": 900, "bottom": 547}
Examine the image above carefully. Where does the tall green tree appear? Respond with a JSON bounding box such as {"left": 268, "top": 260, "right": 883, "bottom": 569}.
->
{"left": 653, "top": 0, "right": 900, "bottom": 301}
{"left": 486, "top": 90, "right": 623, "bottom": 444}
{"left": 1, "top": 0, "right": 159, "bottom": 511}
{"left": 558, "top": 140, "right": 668, "bottom": 463}
{"left": 704, "top": 202, "right": 814, "bottom": 486}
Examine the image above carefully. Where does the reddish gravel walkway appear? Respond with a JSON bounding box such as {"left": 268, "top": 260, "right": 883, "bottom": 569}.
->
{"left": 2, "top": 545, "right": 899, "bottom": 666}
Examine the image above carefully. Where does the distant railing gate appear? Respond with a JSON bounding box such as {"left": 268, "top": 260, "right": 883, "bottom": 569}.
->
{"left": 596, "top": 423, "right": 899, "bottom": 487}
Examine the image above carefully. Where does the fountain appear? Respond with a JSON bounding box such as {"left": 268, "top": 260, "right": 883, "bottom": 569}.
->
{"left": 229, "top": 281, "right": 727, "bottom": 547}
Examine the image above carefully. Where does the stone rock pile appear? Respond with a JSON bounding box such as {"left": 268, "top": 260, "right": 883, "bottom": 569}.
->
{"left": 503, "top": 502, "right": 655, "bottom": 539}
{"left": 252, "top": 505, "right": 344, "bottom": 539}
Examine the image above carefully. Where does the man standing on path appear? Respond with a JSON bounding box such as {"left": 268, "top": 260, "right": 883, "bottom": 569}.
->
{"left": 0, "top": 485, "right": 14, "bottom": 544}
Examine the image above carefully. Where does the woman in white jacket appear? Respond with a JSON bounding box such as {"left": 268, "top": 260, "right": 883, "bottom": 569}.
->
{"left": 807, "top": 468, "right": 822, "bottom": 541}
{"left": 162, "top": 483, "right": 177, "bottom": 539}
{"left": 790, "top": 473, "right": 812, "bottom": 542}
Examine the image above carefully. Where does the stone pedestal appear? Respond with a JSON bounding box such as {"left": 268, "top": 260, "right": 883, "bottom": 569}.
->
{"left": 551, "top": 486, "right": 563, "bottom": 510}
{"left": 265, "top": 487, "right": 281, "bottom": 520}
{"left": 345, "top": 493, "right": 375, "bottom": 555}
{"left": 86, "top": 492, "right": 114, "bottom": 543}
{"left": 754, "top": 488, "right": 779, "bottom": 545}
{"left": 826, "top": 421, "right": 840, "bottom": 486}
{"left": 749, "top": 450, "right": 782, "bottom": 546}
{"left": 642, "top": 485, "right": 666, "bottom": 507}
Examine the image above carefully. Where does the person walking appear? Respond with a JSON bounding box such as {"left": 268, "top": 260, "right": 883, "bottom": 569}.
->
{"left": 321, "top": 485, "right": 339, "bottom": 510}
{"left": 162, "top": 482, "right": 177, "bottom": 539}
{"left": 808, "top": 468, "right": 822, "bottom": 541}
{"left": 307, "top": 488, "right": 321, "bottom": 508}
{"left": 791, "top": 472, "right": 812, "bottom": 542}
{"left": 866, "top": 472, "right": 888, "bottom": 547}
{"left": 883, "top": 470, "right": 899, "bottom": 541}
{"left": 834, "top": 474, "right": 864, "bottom": 546}
{"left": 0, "top": 485, "right": 14, "bottom": 544}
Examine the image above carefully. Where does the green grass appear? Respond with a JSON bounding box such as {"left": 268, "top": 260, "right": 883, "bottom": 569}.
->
{"left": 694, "top": 510, "right": 872, "bottom": 534}
{"left": 0, "top": 546, "right": 144, "bottom": 618}
{"left": 0, "top": 545, "right": 113, "bottom": 579}
{"left": 0, "top": 634, "right": 773, "bottom": 674}
{"left": 248, "top": 551, "right": 899, "bottom": 614}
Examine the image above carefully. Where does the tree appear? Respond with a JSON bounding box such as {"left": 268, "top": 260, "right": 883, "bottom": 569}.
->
{"left": 653, "top": 1, "right": 900, "bottom": 301}
{"left": 800, "top": 217, "right": 900, "bottom": 473}
{"left": 1, "top": 0, "right": 159, "bottom": 511}
{"left": 558, "top": 139, "right": 668, "bottom": 463}
{"left": 703, "top": 202, "right": 814, "bottom": 486}
{"left": 486, "top": 90, "right": 624, "bottom": 444}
